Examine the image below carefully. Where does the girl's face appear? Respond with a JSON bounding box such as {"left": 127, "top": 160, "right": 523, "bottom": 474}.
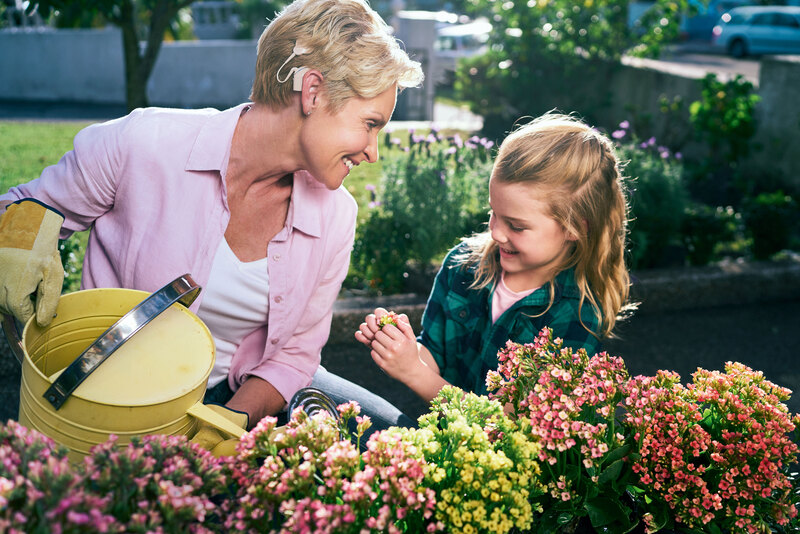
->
{"left": 488, "top": 177, "right": 576, "bottom": 291}
{"left": 301, "top": 84, "right": 397, "bottom": 190}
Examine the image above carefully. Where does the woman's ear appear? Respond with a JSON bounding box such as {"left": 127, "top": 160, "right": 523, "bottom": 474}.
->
{"left": 301, "top": 69, "right": 324, "bottom": 116}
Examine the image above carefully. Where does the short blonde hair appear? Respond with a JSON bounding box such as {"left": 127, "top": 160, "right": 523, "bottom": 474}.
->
{"left": 251, "top": 0, "right": 423, "bottom": 111}
{"left": 459, "top": 113, "right": 635, "bottom": 338}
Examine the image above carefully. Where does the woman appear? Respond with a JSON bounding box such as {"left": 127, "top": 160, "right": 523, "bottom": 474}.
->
{"left": 0, "top": 0, "right": 423, "bottom": 441}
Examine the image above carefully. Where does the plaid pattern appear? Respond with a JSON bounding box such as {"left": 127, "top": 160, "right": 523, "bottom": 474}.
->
{"left": 418, "top": 243, "right": 603, "bottom": 396}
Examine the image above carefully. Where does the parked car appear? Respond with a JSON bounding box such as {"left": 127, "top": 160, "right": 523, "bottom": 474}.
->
{"left": 680, "top": 0, "right": 751, "bottom": 41}
{"left": 432, "top": 17, "right": 491, "bottom": 86}
{"left": 712, "top": 5, "right": 800, "bottom": 57}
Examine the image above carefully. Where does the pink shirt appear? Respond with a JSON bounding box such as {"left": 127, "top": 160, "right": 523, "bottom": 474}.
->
{"left": 491, "top": 273, "right": 538, "bottom": 323}
{"left": 0, "top": 104, "right": 357, "bottom": 403}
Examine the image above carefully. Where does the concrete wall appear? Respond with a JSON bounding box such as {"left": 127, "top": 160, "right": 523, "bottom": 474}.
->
{"left": 0, "top": 28, "right": 255, "bottom": 109}
{"left": 1, "top": 27, "right": 798, "bottom": 183}
{"left": 749, "top": 56, "right": 800, "bottom": 184}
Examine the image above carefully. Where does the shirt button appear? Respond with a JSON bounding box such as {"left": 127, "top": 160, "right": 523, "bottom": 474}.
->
{"left": 274, "top": 296, "right": 283, "bottom": 303}
{"left": 458, "top": 310, "right": 468, "bottom": 319}
{"left": 273, "top": 254, "right": 280, "bottom": 261}
{"left": 271, "top": 338, "right": 279, "bottom": 344}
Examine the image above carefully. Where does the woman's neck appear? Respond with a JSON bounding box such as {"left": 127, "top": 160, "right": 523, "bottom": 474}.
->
{"left": 227, "top": 102, "right": 303, "bottom": 189}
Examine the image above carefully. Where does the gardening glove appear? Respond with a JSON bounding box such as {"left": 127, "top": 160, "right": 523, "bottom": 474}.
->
{"left": 190, "top": 403, "right": 249, "bottom": 457}
{"left": 0, "top": 199, "right": 64, "bottom": 327}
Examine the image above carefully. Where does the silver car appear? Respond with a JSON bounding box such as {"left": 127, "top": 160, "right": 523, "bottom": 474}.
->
{"left": 712, "top": 5, "right": 800, "bottom": 58}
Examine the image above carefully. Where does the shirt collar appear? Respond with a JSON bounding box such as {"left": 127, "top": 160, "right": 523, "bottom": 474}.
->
{"left": 285, "top": 171, "right": 323, "bottom": 239}
{"left": 186, "top": 103, "right": 250, "bottom": 172}
{"left": 185, "top": 103, "right": 324, "bottom": 239}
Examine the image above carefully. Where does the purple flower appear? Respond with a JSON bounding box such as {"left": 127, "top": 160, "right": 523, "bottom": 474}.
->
{"left": 647, "top": 136, "right": 656, "bottom": 146}
{"left": 612, "top": 130, "right": 626, "bottom": 139}
{"left": 619, "top": 120, "right": 630, "bottom": 129}
{"left": 452, "top": 134, "right": 463, "bottom": 148}
{"left": 365, "top": 184, "right": 376, "bottom": 191}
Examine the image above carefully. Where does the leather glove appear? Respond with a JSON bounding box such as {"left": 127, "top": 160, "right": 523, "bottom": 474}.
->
{"left": 0, "top": 199, "right": 64, "bottom": 327}
{"left": 190, "top": 404, "right": 249, "bottom": 457}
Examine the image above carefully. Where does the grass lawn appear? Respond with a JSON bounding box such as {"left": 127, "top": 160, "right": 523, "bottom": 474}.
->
{"left": 0, "top": 121, "right": 90, "bottom": 192}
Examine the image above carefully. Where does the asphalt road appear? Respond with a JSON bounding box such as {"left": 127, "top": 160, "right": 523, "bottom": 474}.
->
{"left": 321, "top": 298, "right": 800, "bottom": 421}
{"left": 624, "top": 41, "right": 761, "bottom": 85}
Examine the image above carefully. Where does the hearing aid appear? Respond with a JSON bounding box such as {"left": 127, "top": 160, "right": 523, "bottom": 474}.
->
{"left": 277, "top": 43, "right": 311, "bottom": 92}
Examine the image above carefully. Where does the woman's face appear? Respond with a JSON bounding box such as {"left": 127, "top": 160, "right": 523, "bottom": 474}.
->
{"left": 302, "top": 84, "right": 397, "bottom": 190}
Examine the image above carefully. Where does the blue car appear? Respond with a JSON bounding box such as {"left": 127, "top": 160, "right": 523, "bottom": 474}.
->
{"left": 712, "top": 5, "right": 800, "bottom": 58}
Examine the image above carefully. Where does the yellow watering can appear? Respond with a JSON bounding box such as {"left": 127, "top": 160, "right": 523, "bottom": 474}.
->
{"left": 2, "top": 275, "right": 246, "bottom": 463}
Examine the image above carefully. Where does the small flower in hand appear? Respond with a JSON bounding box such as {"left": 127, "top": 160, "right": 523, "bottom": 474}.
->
{"left": 377, "top": 311, "right": 400, "bottom": 328}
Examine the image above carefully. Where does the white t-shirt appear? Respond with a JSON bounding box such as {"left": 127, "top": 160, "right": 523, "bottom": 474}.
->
{"left": 491, "top": 272, "right": 538, "bottom": 323}
{"left": 196, "top": 239, "right": 270, "bottom": 388}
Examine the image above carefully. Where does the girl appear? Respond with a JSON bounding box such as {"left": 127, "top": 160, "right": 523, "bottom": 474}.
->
{"left": 356, "top": 113, "right": 636, "bottom": 401}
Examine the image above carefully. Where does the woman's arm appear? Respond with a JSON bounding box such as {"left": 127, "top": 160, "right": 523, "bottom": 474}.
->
{"left": 225, "top": 376, "right": 286, "bottom": 428}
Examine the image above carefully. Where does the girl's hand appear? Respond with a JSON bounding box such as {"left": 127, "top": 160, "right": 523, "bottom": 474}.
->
{"left": 369, "top": 312, "right": 422, "bottom": 383}
{"left": 354, "top": 307, "right": 391, "bottom": 348}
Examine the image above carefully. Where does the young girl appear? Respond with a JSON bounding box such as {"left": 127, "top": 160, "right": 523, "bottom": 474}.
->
{"left": 356, "top": 113, "right": 635, "bottom": 402}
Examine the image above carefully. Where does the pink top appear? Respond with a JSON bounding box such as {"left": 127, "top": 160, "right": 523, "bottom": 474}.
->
{"left": 0, "top": 104, "right": 357, "bottom": 403}
{"left": 491, "top": 273, "right": 538, "bottom": 323}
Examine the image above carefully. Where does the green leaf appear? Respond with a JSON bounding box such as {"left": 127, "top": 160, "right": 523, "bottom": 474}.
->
{"left": 604, "top": 443, "right": 631, "bottom": 464}
{"left": 585, "top": 495, "right": 629, "bottom": 528}
{"left": 598, "top": 458, "right": 625, "bottom": 485}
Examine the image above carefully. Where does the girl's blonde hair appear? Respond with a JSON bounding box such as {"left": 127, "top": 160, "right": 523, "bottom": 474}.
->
{"left": 251, "top": 0, "right": 423, "bottom": 112}
{"left": 458, "top": 113, "right": 635, "bottom": 339}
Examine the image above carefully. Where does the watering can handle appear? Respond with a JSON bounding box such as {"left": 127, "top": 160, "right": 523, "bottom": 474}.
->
{"left": 1, "top": 313, "right": 25, "bottom": 365}
{"left": 43, "top": 274, "right": 201, "bottom": 411}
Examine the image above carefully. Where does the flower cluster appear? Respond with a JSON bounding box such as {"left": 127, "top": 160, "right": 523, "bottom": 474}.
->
{"left": 0, "top": 421, "right": 115, "bottom": 533}
{"left": 83, "top": 434, "right": 231, "bottom": 533}
{"left": 625, "top": 363, "right": 799, "bottom": 533}
{"left": 408, "top": 386, "right": 543, "bottom": 534}
{"left": 223, "top": 402, "right": 438, "bottom": 533}
{"left": 487, "top": 327, "right": 637, "bottom": 532}
{"left": 377, "top": 311, "right": 400, "bottom": 328}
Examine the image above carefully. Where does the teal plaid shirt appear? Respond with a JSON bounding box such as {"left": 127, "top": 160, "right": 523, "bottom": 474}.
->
{"left": 418, "top": 244, "right": 603, "bottom": 396}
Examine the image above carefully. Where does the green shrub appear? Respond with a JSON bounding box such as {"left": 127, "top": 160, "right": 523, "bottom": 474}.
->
{"left": 681, "top": 204, "right": 740, "bottom": 266}
{"left": 742, "top": 191, "right": 798, "bottom": 260}
{"left": 351, "top": 130, "right": 493, "bottom": 293}
{"left": 687, "top": 74, "right": 761, "bottom": 206}
{"left": 455, "top": 0, "right": 693, "bottom": 141}
{"left": 613, "top": 123, "right": 690, "bottom": 270}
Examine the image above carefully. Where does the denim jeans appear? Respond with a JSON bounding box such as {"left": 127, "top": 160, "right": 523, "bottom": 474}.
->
{"left": 203, "top": 367, "right": 416, "bottom": 444}
{"left": 310, "top": 365, "right": 417, "bottom": 441}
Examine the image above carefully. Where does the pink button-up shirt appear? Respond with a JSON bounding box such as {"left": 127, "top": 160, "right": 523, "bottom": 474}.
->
{"left": 0, "top": 104, "right": 357, "bottom": 403}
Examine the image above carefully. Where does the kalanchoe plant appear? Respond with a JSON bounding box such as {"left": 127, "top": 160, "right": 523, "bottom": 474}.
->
{"left": 82, "top": 434, "right": 231, "bottom": 533}
{"left": 223, "top": 402, "right": 438, "bottom": 533}
{"left": 0, "top": 421, "right": 116, "bottom": 534}
{"left": 486, "top": 327, "right": 638, "bottom": 533}
{"left": 377, "top": 311, "right": 400, "bottom": 328}
{"left": 408, "top": 385, "right": 544, "bottom": 534}
{"left": 624, "top": 363, "right": 799, "bottom": 533}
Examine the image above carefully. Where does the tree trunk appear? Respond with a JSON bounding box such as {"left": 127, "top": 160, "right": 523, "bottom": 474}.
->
{"left": 114, "top": 0, "right": 193, "bottom": 112}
